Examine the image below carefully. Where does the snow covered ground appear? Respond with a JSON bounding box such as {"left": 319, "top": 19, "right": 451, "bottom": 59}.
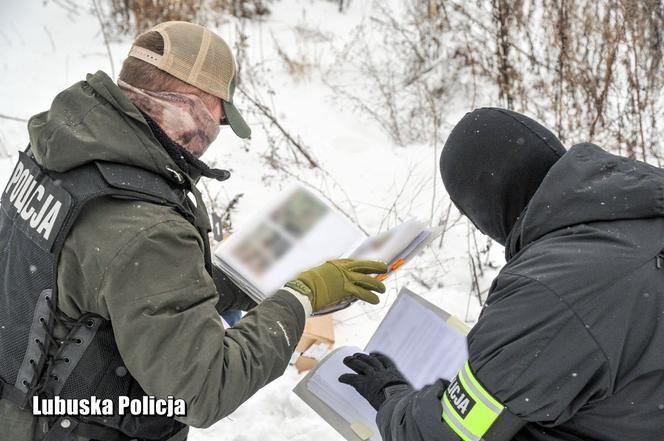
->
{"left": 0, "top": 1, "right": 502, "bottom": 440}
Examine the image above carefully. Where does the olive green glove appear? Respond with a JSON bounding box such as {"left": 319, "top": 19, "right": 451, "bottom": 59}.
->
{"left": 285, "top": 259, "right": 388, "bottom": 313}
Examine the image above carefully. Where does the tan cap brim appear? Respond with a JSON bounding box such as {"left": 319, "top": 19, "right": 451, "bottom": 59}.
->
{"left": 222, "top": 100, "right": 251, "bottom": 139}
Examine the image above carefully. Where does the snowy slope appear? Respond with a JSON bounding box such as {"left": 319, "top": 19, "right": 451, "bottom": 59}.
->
{"left": 0, "top": 1, "right": 499, "bottom": 440}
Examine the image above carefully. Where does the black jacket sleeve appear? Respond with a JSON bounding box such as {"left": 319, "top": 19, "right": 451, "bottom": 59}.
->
{"left": 377, "top": 380, "right": 461, "bottom": 441}
{"left": 211, "top": 264, "right": 258, "bottom": 313}
{"left": 469, "top": 272, "right": 610, "bottom": 424}
{"left": 376, "top": 272, "right": 610, "bottom": 441}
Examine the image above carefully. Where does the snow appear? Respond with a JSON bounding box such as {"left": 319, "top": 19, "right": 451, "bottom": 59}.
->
{"left": 0, "top": 1, "right": 501, "bottom": 440}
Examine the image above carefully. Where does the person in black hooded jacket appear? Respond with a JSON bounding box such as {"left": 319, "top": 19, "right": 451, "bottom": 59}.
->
{"left": 339, "top": 107, "right": 664, "bottom": 441}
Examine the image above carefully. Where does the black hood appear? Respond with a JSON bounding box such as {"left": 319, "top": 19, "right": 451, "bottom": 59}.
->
{"left": 505, "top": 143, "right": 664, "bottom": 259}
{"left": 440, "top": 108, "right": 566, "bottom": 245}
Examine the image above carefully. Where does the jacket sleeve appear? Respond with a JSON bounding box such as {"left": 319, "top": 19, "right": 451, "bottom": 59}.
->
{"left": 211, "top": 264, "right": 258, "bottom": 313}
{"left": 377, "top": 380, "right": 461, "bottom": 441}
{"left": 468, "top": 272, "right": 610, "bottom": 425}
{"left": 97, "top": 219, "right": 306, "bottom": 428}
{"left": 375, "top": 272, "right": 610, "bottom": 441}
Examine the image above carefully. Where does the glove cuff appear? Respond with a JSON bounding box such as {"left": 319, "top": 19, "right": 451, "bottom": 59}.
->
{"left": 281, "top": 286, "right": 313, "bottom": 317}
{"left": 285, "top": 279, "right": 313, "bottom": 296}
{"left": 285, "top": 278, "right": 316, "bottom": 309}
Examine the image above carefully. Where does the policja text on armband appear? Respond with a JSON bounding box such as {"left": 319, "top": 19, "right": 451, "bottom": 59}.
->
{"left": 32, "top": 396, "right": 186, "bottom": 417}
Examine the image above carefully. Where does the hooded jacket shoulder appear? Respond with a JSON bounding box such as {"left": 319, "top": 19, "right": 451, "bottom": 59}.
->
{"left": 469, "top": 144, "right": 664, "bottom": 440}
{"left": 23, "top": 70, "right": 210, "bottom": 317}
{"left": 27, "top": 70, "right": 181, "bottom": 179}
{"left": 506, "top": 143, "right": 664, "bottom": 258}
{"left": 378, "top": 143, "right": 664, "bottom": 441}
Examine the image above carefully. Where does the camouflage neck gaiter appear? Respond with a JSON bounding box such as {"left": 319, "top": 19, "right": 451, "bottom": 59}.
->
{"left": 118, "top": 79, "right": 220, "bottom": 157}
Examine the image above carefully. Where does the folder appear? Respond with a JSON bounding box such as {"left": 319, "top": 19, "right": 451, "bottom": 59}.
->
{"left": 214, "top": 184, "right": 443, "bottom": 315}
{"left": 294, "top": 287, "right": 469, "bottom": 440}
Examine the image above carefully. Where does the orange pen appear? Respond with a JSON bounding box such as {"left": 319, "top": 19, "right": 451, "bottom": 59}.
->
{"left": 375, "top": 258, "right": 406, "bottom": 281}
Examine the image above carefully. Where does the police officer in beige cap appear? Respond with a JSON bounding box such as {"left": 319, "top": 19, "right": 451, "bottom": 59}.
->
{"left": 0, "top": 21, "right": 387, "bottom": 441}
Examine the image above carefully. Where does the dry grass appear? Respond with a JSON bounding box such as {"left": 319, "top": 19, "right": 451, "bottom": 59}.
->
{"left": 101, "top": 0, "right": 272, "bottom": 36}
{"left": 326, "top": 0, "right": 664, "bottom": 161}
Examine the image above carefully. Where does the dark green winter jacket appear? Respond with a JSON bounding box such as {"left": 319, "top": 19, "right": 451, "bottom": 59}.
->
{"left": 0, "top": 71, "right": 306, "bottom": 441}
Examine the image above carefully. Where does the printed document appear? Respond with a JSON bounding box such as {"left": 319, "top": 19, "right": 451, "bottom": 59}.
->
{"left": 294, "top": 288, "right": 469, "bottom": 440}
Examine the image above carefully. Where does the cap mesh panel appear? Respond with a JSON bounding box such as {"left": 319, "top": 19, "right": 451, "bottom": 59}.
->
{"left": 149, "top": 22, "right": 235, "bottom": 101}
{"left": 161, "top": 25, "right": 202, "bottom": 86}
{"left": 198, "top": 36, "right": 234, "bottom": 101}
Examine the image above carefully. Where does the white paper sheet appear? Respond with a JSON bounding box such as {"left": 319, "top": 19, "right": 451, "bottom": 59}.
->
{"left": 365, "top": 293, "right": 468, "bottom": 389}
{"left": 304, "top": 290, "right": 468, "bottom": 441}
{"left": 306, "top": 346, "right": 380, "bottom": 439}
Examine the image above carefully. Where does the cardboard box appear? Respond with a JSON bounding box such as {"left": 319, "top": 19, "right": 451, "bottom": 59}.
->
{"left": 296, "top": 314, "right": 334, "bottom": 349}
{"left": 294, "top": 353, "right": 321, "bottom": 372}
{"left": 294, "top": 315, "right": 335, "bottom": 372}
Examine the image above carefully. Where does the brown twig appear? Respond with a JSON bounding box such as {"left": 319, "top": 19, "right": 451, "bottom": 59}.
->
{"left": 237, "top": 85, "right": 320, "bottom": 169}
{"left": 0, "top": 113, "right": 28, "bottom": 123}
{"left": 92, "top": 0, "right": 115, "bottom": 78}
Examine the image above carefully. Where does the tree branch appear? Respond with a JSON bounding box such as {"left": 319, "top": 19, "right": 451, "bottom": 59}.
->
{"left": 238, "top": 85, "right": 320, "bottom": 169}
{"left": 0, "top": 113, "right": 28, "bottom": 123}
{"left": 92, "top": 0, "right": 115, "bottom": 78}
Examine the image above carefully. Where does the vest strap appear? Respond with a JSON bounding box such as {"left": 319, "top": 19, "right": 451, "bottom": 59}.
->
{"left": 15, "top": 290, "right": 53, "bottom": 405}
{"left": 74, "top": 420, "right": 189, "bottom": 441}
{"left": 71, "top": 420, "right": 132, "bottom": 441}
{"left": 50, "top": 159, "right": 191, "bottom": 255}
{"left": 42, "top": 416, "right": 79, "bottom": 441}
{"left": 95, "top": 161, "right": 186, "bottom": 208}
{"left": 0, "top": 379, "right": 26, "bottom": 406}
{"left": 34, "top": 416, "right": 189, "bottom": 441}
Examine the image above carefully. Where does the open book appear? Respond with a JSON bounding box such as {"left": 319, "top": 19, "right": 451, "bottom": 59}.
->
{"left": 213, "top": 185, "right": 443, "bottom": 314}
{"left": 294, "top": 288, "right": 469, "bottom": 441}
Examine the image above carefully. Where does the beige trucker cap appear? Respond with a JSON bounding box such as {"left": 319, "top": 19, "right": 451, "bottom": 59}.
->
{"left": 128, "top": 21, "right": 251, "bottom": 139}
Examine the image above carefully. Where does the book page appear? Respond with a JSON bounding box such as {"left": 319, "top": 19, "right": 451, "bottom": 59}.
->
{"left": 348, "top": 220, "right": 426, "bottom": 263}
{"left": 214, "top": 185, "right": 365, "bottom": 301}
{"left": 397, "top": 225, "right": 443, "bottom": 262}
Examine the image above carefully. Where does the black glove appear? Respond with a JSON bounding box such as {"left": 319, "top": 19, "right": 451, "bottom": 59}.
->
{"left": 338, "top": 352, "right": 411, "bottom": 410}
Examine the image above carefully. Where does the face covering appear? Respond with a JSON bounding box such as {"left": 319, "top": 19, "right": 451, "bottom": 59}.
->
{"left": 118, "top": 79, "right": 220, "bottom": 157}
{"left": 439, "top": 107, "right": 566, "bottom": 245}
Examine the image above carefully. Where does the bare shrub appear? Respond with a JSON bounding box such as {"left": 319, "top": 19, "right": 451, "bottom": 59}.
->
{"left": 328, "top": 0, "right": 664, "bottom": 161}
{"left": 325, "top": 1, "right": 458, "bottom": 146}
{"left": 273, "top": 26, "right": 325, "bottom": 81}
{"left": 100, "top": 0, "right": 272, "bottom": 37}
{"left": 501, "top": 0, "right": 664, "bottom": 161}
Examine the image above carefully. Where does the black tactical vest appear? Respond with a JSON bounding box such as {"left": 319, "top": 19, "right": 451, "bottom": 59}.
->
{"left": 0, "top": 150, "right": 212, "bottom": 441}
